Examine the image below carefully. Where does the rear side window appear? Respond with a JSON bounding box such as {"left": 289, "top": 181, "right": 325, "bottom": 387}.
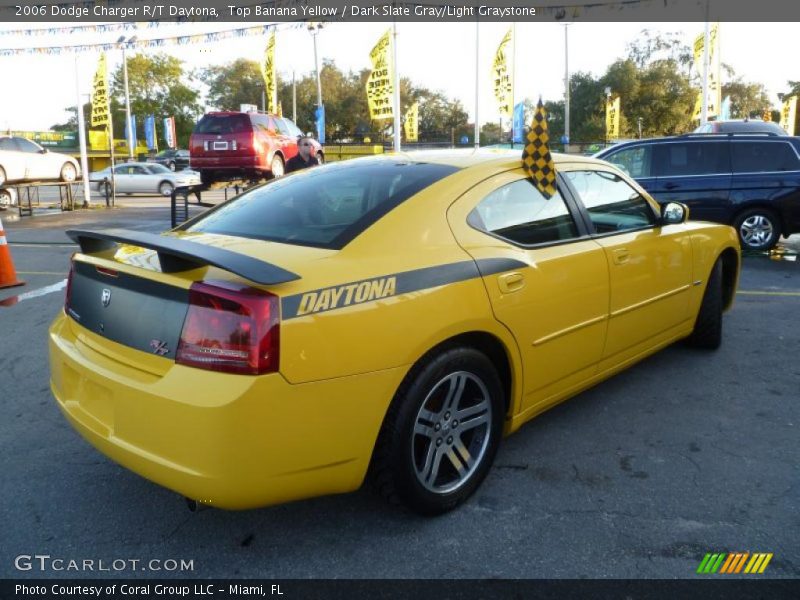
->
{"left": 731, "top": 142, "right": 800, "bottom": 173}
{"left": 565, "top": 170, "right": 656, "bottom": 234}
{"left": 468, "top": 179, "right": 578, "bottom": 246}
{"left": 0, "top": 138, "right": 15, "bottom": 151}
{"left": 194, "top": 114, "right": 251, "bottom": 135}
{"left": 184, "top": 159, "right": 458, "bottom": 249}
{"left": 604, "top": 145, "right": 653, "bottom": 178}
{"left": 655, "top": 142, "right": 729, "bottom": 177}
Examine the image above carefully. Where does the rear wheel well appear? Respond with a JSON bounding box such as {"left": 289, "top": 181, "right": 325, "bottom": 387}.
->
{"left": 719, "top": 248, "right": 739, "bottom": 310}
{"left": 405, "top": 332, "right": 513, "bottom": 415}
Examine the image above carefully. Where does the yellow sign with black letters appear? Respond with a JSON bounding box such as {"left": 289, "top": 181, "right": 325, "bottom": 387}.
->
{"left": 366, "top": 29, "right": 394, "bottom": 120}
{"left": 91, "top": 53, "right": 109, "bottom": 127}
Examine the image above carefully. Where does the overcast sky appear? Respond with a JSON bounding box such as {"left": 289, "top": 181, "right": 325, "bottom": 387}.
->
{"left": 0, "top": 21, "right": 794, "bottom": 131}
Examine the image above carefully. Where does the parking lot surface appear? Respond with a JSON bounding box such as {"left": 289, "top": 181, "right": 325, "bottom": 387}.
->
{"left": 1, "top": 200, "right": 798, "bottom": 579}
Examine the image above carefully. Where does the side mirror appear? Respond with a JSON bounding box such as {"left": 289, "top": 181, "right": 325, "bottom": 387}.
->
{"left": 661, "top": 202, "right": 689, "bottom": 225}
{"left": 39, "top": 148, "right": 49, "bottom": 154}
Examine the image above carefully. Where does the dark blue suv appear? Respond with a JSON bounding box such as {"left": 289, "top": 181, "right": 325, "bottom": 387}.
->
{"left": 596, "top": 134, "right": 800, "bottom": 250}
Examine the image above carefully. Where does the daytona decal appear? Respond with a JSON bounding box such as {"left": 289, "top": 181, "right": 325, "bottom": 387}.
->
{"left": 281, "top": 258, "right": 525, "bottom": 319}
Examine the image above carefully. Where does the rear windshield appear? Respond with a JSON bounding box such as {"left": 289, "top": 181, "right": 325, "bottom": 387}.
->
{"left": 193, "top": 114, "right": 251, "bottom": 135}
{"left": 182, "top": 159, "right": 458, "bottom": 249}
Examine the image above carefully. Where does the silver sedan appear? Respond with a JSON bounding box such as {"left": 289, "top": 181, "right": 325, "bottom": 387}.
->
{"left": 89, "top": 162, "right": 202, "bottom": 197}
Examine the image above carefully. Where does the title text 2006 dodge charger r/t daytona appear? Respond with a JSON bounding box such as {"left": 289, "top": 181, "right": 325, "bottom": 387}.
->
{"left": 49, "top": 151, "right": 740, "bottom": 515}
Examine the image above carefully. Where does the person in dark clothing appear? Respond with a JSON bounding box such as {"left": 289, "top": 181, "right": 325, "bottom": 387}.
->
{"left": 285, "top": 137, "right": 320, "bottom": 173}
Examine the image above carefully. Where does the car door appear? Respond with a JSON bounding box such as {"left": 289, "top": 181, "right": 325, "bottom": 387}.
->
{"left": 0, "top": 137, "right": 26, "bottom": 181}
{"left": 274, "top": 117, "right": 299, "bottom": 161}
{"left": 14, "top": 137, "right": 49, "bottom": 180}
{"left": 447, "top": 170, "right": 609, "bottom": 413}
{"left": 561, "top": 167, "right": 693, "bottom": 369}
{"left": 129, "top": 165, "right": 153, "bottom": 192}
{"left": 114, "top": 165, "right": 136, "bottom": 193}
{"left": 650, "top": 140, "right": 732, "bottom": 223}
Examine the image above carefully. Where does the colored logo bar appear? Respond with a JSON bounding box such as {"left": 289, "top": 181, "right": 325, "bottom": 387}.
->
{"left": 697, "top": 552, "right": 773, "bottom": 574}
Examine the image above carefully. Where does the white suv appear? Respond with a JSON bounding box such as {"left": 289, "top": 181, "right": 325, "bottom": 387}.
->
{"left": 0, "top": 136, "right": 80, "bottom": 185}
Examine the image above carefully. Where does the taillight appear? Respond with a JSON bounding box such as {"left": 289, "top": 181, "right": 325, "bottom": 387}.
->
{"left": 231, "top": 139, "right": 238, "bottom": 151}
{"left": 176, "top": 281, "right": 279, "bottom": 376}
{"left": 203, "top": 140, "right": 209, "bottom": 151}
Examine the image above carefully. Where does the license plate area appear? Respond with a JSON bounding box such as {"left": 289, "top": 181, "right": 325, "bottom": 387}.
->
{"left": 213, "top": 141, "right": 229, "bottom": 150}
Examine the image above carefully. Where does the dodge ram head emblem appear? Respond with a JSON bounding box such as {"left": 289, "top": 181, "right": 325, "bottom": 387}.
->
{"left": 101, "top": 288, "right": 111, "bottom": 307}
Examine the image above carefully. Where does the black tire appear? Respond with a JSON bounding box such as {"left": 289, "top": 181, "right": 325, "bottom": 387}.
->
{"left": 159, "top": 181, "right": 174, "bottom": 197}
{"left": 370, "top": 347, "right": 505, "bottom": 515}
{"left": 734, "top": 208, "right": 780, "bottom": 251}
{"left": 686, "top": 260, "right": 723, "bottom": 349}
{"left": 316, "top": 151, "right": 325, "bottom": 165}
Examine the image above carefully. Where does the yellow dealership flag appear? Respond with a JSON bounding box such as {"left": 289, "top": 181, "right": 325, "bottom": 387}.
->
{"left": 522, "top": 99, "right": 556, "bottom": 199}
{"left": 606, "top": 96, "right": 621, "bottom": 141}
{"left": 261, "top": 31, "right": 277, "bottom": 114}
{"left": 492, "top": 27, "right": 513, "bottom": 118}
{"left": 404, "top": 102, "right": 419, "bottom": 142}
{"left": 366, "top": 29, "right": 394, "bottom": 120}
{"left": 692, "top": 23, "right": 721, "bottom": 120}
{"left": 780, "top": 96, "right": 797, "bottom": 135}
{"left": 91, "top": 53, "right": 109, "bottom": 127}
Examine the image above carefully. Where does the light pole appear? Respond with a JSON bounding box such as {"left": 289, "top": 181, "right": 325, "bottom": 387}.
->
{"left": 307, "top": 23, "right": 323, "bottom": 110}
{"left": 118, "top": 35, "right": 137, "bottom": 161}
{"left": 563, "top": 24, "right": 571, "bottom": 152}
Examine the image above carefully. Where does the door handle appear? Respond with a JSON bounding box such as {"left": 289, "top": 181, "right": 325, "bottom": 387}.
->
{"left": 612, "top": 249, "right": 630, "bottom": 265}
{"left": 664, "top": 182, "right": 680, "bottom": 190}
{"left": 498, "top": 272, "right": 525, "bottom": 294}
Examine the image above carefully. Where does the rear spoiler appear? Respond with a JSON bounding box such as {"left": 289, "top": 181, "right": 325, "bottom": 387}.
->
{"left": 66, "top": 229, "right": 300, "bottom": 285}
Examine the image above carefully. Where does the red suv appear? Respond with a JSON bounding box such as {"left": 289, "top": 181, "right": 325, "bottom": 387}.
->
{"left": 189, "top": 111, "right": 323, "bottom": 185}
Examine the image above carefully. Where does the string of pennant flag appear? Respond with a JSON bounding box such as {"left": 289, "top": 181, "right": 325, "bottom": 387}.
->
{"left": 0, "top": 23, "right": 303, "bottom": 56}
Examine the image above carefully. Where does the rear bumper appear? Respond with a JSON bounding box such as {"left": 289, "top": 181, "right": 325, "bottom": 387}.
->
{"left": 49, "top": 313, "right": 405, "bottom": 509}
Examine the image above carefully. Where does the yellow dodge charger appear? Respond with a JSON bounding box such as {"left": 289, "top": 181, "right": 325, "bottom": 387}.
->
{"left": 49, "top": 150, "right": 740, "bottom": 515}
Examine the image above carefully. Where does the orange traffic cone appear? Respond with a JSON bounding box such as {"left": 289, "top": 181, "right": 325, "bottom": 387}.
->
{"left": 0, "top": 217, "right": 25, "bottom": 289}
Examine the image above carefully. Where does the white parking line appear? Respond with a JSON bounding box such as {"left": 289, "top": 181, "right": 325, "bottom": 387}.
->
{"left": 0, "top": 279, "right": 67, "bottom": 307}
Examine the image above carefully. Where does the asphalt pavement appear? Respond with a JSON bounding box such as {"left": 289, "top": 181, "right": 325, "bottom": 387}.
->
{"left": 0, "top": 201, "right": 798, "bottom": 580}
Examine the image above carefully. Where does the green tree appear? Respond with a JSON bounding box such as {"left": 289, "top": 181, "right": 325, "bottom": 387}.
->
{"left": 626, "top": 29, "right": 692, "bottom": 72}
{"left": 110, "top": 53, "right": 201, "bottom": 148}
{"left": 722, "top": 79, "right": 772, "bottom": 119}
{"left": 202, "top": 58, "right": 265, "bottom": 111}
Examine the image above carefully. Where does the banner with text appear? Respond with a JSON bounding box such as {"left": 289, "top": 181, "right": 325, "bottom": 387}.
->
{"left": 404, "top": 102, "right": 419, "bottom": 142}
{"left": 366, "top": 29, "right": 394, "bottom": 120}
{"left": 780, "top": 96, "right": 797, "bottom": 136}
{"left": 492, "top": 27, "right": 513, "bottom": 118}
{"left": 606, "top": 96, "right": 621, "bottom": 141}
{"left": 91, "top": 53, "right": 109, "bottom": 127}
{"left": 261, "top": 31, "right": 277, "bottom": 114}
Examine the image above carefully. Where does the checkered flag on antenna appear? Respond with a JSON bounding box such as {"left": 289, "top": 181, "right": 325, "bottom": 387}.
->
{"left": 522, "top": 98, "right": 557, "bottom": 199}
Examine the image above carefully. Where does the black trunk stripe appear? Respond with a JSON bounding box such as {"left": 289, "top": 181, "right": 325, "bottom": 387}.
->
{"left": 281, "top": 258, "right": 526, "bottom": 319}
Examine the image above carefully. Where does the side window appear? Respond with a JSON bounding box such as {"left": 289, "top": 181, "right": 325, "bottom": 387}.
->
{"left": 565, "top": 170, "right": 656, "bottom": 234}
{"left": 731, "top": 142, "right": 800, "bottom": 173}
{"left": 655, "top": 142, "right": 729, "bottom": 177}
{"left": 273, "top": 118, "right": 291, "bottom": 136}
{"left": 252, "top": 115, "right": 271, "bottom": 133}
{"left": 0, "top": 137, "right": 16, "bottom": 151}
{"left": 604, "top": 145, "right": 652, "bottom": 178}
{"left": 131, "top": 166, "right": 148, "bottom": 175}
{"left": 467, "top": 179, "right": 578, "bottom": 246}
{"left": 15, "top": 138, "right": 42, "bottom": 153}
